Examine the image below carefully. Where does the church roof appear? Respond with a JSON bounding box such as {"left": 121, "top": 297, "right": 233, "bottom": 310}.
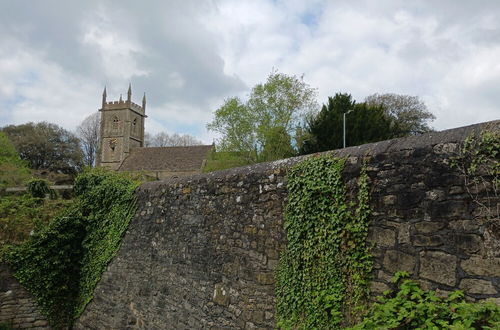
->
{"left": 118, "top": 145, "right": 213, "bottom": 172}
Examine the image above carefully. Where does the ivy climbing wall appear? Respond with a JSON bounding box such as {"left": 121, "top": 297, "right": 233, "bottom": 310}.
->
{"left": 75, "top": 120, "right": 499, "bottom": 329}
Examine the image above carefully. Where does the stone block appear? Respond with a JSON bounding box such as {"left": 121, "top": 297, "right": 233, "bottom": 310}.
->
{"left": 425, "top": 190, "right": 445, "bottom": 201}
{"left": 383, "top": 250, "right": 416, "bottom": 274}
{"left": 368, "top": 227, "right": 396, "bottom": 247}
{"left": 397, "top": 223, "right": 411, "bottom": 244}
{"left": 449, "top": 186, "right": 464, "bottom": 195}
{"left": 414, "top": 221, "right": 445, "bottom": 233}
{"left": 244, "top": 226, "right": 258, "bottom": 235}
{"left": 433, "top": 142, "right": 458, "bottom": 154}
{"left": 461, "top": 257, "right": 500, "bottom": 277}
{"left": 419, "top": 251, "right": 457, "bottom": 286}
{"left": 484, "top": 224, "right": 500, "bottom": 258}
{"left": 486, "top": 297, "right": 500, "bottom": 306}
{"left": 453, "top": 234, "right": 482, "bottom": 254}
{"left": 413, "top": 235, "right": 442, "bottom": 247}
{"left": 415, "top": 279, "right": 433, "bottom": 291}
{"left": 428, "top": 200, "right": 468, "bottom": 219}
{"left": 382, "top": 195, "right": 397, "bottom": 206}
{"left": 256, "top": 273, "right": 274, "bottom": 285}
{"left": 435, "top": 288, "right": 452, "bottom": 299}
{"left": 377, "top": 270, "right": 393, "bottom": 283}
{"left": 448, "top": 220, "right": 479, "bottom": 232}
{"left": 370, "top": 281, "right": 390, "bottom": 294}
{"left": 459, "top": 279, "right": 497, "bottom": 295}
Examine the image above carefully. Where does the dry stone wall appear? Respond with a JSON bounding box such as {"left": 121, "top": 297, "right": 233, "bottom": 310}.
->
{"left": 72, "top": 120, "right": 498, "bottom": 329}
{"left": 0, "top": 263, "right": 49, "bottom": 329}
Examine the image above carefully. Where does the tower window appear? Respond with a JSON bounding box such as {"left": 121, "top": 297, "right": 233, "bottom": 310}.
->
{"left": 112, "top": 116, "right": 119, "bottom": 130}
{"left": 132, "top": 118, "right": 137, "bottom": 133}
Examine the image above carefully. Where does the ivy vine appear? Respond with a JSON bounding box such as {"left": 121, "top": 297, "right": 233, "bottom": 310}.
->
{"left": 3, "top": 168, "right": 139, "bottom": 328}
{"left": 349, "top": 272, "right": 500, "bottom": 329}
{"left": 276, "top": 155, "right": 372, "bottom": 329}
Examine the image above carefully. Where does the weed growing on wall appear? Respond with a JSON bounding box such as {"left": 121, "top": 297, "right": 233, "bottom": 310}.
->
{"left": 3, "top": 168, "right": 139, "bottom": 328}
{"left": 276, "top": 155, "right": 372, "bottom": 329}
{"left": 452, "top": 129, "right": 499, "bottom": 220}
{"left": 349, "top": 272, "right": 500, "bottom": 329}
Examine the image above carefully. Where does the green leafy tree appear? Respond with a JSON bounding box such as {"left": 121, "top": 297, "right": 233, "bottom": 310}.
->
{"left": 2, "top": 122, "right": 83, "bottom": 174}
{"left": 300, "top": 93, "right": 393, "bottom": 154}
{"left": 207, "top": 97, "right": 257, "bottom": 160}
{"left": 208, "top": 71, "right": 318, "bottom": 163}
{"left": 364, "top": 93, "right": 435, "bottom": 136}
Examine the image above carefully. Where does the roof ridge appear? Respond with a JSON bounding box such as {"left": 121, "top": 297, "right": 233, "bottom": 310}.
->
{"left": 119, "top": 145, "right": 213, "bottom": 172}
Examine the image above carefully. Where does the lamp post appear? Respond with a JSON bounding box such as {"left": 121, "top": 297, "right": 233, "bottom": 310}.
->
{"left": 343, "top": 109, "right": 353, "bottom": 148}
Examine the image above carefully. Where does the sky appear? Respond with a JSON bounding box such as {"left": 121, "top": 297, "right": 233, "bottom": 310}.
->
{"left": 0, "top": 0, "right": 499, "bottom": 143}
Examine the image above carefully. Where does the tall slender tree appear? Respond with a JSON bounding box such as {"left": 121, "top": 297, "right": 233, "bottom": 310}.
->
{"left": 76, "top": 112, "right": 100, "bottom": 167}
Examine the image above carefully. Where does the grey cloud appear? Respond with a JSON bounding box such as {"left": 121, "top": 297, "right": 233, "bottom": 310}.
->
{"left": 0, "top": 0, "right": 245, "bottom": 114}
{"left": 1, "top": 0, "right": 499, "bottom": 140}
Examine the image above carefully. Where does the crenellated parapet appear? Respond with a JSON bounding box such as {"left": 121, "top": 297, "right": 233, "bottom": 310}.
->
{"left": 100, "top": 83, "right": 146, "bottom": 116}
{"left": 102, "top": 99, "right": 145, "bottom": 115}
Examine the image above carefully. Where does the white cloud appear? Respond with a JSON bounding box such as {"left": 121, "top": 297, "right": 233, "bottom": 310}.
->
{"left": 0, "top": 40, "right": 100, "bottom": 129}
{"left": 0, "top": 0, "right": 499, "bottom": 143}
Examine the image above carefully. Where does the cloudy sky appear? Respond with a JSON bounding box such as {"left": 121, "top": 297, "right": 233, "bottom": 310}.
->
{"left": 0, "top": 0, "right": 499, "bottom": 143}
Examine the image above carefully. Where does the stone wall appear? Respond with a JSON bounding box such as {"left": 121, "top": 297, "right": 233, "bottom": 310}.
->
{"left": 74, "top": 120, "right": 499, "bottom": 329}
{"left": 0, "top": 263, "right": 49, "bottom": 329}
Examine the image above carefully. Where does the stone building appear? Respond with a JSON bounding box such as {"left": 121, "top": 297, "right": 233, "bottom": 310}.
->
{"left": 97, "top": 85, "right": 212, "bottom": 178}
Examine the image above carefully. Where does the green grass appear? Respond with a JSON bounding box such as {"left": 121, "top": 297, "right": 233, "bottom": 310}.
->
{"left": 203, "top": 151, "right": 256, "bottom": 172}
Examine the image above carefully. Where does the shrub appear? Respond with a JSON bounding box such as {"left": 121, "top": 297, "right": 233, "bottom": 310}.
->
{"left": 3, "top": 168, "right": 139, "bottom": 328}
{"left": 26, "top": 179, "right": 53, "bottom": 198}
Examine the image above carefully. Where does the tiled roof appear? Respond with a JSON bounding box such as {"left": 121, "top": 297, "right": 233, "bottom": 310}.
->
{"left": 118, "top": 145, "right": 213, "bottom": 172}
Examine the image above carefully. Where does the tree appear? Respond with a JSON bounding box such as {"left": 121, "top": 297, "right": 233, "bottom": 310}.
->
{"left": 364, "top": 93, "right": 435, "bottom": 136}
{"left": 76, "top": 113, "right": 100, "bottom": 167}
{"left": 299, "top": 93, "right": 393, "bottom": 154}
{"left": 2, "top": 122, "right": 83, "bottom": 174}
{"left": 145, "top": 131, "right": 203, "bottom": 147}
{"left": 207, "top": 71, "right": 318, "bottom": 162}
{"left": 206, "top": 97, "right": 257, "bottom": 161}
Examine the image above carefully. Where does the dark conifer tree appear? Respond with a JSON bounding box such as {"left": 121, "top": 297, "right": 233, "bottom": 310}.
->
{"left": 300, "top": 93, "right": 393, "bottom": 154}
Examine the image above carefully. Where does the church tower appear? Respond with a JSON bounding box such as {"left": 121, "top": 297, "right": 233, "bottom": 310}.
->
{"left": 97, "top": 84, "right": 147, "bottom": 169}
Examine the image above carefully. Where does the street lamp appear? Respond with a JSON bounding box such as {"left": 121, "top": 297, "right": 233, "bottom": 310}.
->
{"left": 343, "top": 109, "right": 353, "bottom": 148}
